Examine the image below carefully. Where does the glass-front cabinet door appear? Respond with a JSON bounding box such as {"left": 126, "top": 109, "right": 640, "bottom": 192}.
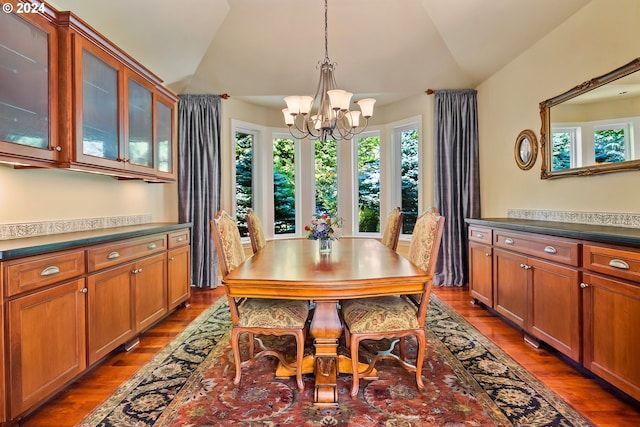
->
{"left": 125, "top": 74, "right": 154, "bottom": 174}
{"left": 0, "top": 6, "right": 58, "bottom": 164}
{"left": 154, "top": 92, "right": 177, "bottom": 180}
{"left": 81, "top": 49, "right": 120, "bottom": 162}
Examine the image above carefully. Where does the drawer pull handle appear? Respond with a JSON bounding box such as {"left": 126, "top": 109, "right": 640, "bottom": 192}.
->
{"left": 475, "top": 233, "right": 484, "bottom": 238}
{"left": 107, "top": 251, "right": 120, "bottom": 260}
{"left": 40, "top": 266, "right": 60, "bottom": 276}
{"left": 544, "top": 246, "right": 557, "bottom": 254}
{"left": 609, "top": 259, "right": 630, "bottom": 270}
{"left": 504, "top": 238, "right": 514, "bottom": 245}
{"left": 148, "top": 243, "right": 157, "bottom": 250}
{"left": 176, "top": 237, "right": 184, "bottom": 242}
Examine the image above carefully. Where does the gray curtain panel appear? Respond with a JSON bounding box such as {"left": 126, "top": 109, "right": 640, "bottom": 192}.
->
{"left": 433, "top": 89, "right": 481, "bottom": 286}
{"left": 177, "top": 95, "right": 221, "bottom": 288}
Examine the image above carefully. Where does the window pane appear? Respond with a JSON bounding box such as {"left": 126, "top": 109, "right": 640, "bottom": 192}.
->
{"left": 552, "top": 131, "right": 572, "bottom": 171}
{"left": 401, "top": 129, "right": 419, "bottom": 234}
{"left": 595, "top": 128, "right": 625, "bottom": 163}
{"left": 315, "top": 138, "right": 337, "bottom": 215}
{"left": 235, "top": 132, "right": 253, "bottom": 237}
{"left": 357, "top": 135, "right": 380, "bottom": 232}
{"left": 273, "top": 137, "right": 296, "bottom": 234}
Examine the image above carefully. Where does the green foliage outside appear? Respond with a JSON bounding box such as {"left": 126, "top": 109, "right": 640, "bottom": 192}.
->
{"left": 358, "top": 135, "right": 380, "bottom": 232}
{"left": 552, "top": 131, "right": 571, "bottom": 171}
{"left": 273, "top": 138, "right": 296, "bottom": 234}
{"left": 314, "top": 138, "right": 338, "bottom": 216}
{"left": 594, "top": 129, "right": 625, "bottom": 163}
{"left": 401, "top": 129, "right": 419, "bottom": 234}
{"left": 235, "top": 132, "right": 253, "bottom": 237}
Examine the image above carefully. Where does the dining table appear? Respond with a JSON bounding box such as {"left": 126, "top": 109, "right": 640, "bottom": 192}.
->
{"left": 222, "top": 237, "right": 431, "bottom": 406}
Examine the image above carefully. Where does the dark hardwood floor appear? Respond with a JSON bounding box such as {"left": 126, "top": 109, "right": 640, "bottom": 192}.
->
{"left": 19, "top": 286, "right": 640, "bottom": 426}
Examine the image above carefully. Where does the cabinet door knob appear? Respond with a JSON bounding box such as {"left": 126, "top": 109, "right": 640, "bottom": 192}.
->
{"left": 169, "top": 256, "right": 175, "bottom": 261}
{"left": 580, "top": 282, "right": 589, "bottom": 289}
{"left": 485, "top": 252, "right": 491, "bottom": 257}
{"left": 80, "top": 288, "right": 88, "bottom": 293}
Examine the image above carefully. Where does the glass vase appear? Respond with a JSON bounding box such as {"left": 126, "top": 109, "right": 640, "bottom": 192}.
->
{"left": 319, "top": 238, "right": 332, "bottom": 254}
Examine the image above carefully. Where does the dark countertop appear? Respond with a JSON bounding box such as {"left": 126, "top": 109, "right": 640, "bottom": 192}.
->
{"left": 0, "top": 222, "right": 192, "bottom": 260}
{"left": 465, "top": 217, "right": 640, "bottom": 247}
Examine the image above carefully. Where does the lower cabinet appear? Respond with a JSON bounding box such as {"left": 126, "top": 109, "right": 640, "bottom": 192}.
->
{"left": 466, "top": 220, "right": 640, "bottom": 401}
{"left": 469, "top": 241, "right": 493, "bottom": 306}
{"left": 0, "top": 225, "right": 191, "bottom": 424}
{"left": 493, "top": 248, "right": 528, "bottom": 329}
{"left": 582, "top": 274, "right": 640, "bottom": 401}
{"left": 527, "top": 257, "right": 581, "bottom": 361}
{"left": 168, "top": 245, "right": 191, "bottom": 310}
{"left": 87, "top": 263, "right": 136, "bottom": 365}
{"left": 7, "top": 279, "right": 87, "bottom": 416}
{"left": 134, "top": 253, "right": 168, "bottom": 331}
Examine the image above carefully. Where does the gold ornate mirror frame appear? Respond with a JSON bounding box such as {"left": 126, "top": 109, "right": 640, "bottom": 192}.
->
{"left": 515, "top": 129, "right": 538, "bottom": 170}
{"left": 540, "top": 58, "right": 640, "bottom": 179}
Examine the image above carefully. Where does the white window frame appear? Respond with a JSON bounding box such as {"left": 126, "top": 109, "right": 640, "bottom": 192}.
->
{"left": 351, "top": 130, "right": 381, "bottom": 238}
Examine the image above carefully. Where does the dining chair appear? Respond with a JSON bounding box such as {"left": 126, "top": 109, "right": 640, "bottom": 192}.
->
{"left": 341, "top": 207, "right": 445, "bottom": 397}
{"left": 211, "top": 210, "right": 308, "bottom": 391}
{"left": 380, "top": 206, "right": 404, "bottom": 251}
{"left": 245, "top": 208, "right": 266, "bottom": 253}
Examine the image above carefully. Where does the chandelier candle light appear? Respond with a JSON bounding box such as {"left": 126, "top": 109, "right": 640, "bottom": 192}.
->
{"left": 282, "top": 0, "right": 376, "bottom": 143}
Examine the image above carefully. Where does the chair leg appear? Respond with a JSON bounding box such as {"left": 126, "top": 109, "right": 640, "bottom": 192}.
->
{"left": 350, "top": 335, "right": 360, "bottom": 398}
{"left": 248, "top": 332, "right": 255, "bottom": 357}
{"left": 231, "top": 328, "right": 243, "bottom": 385}
{"left": 295, "top": 330, "right": 305, "bottom": 391}
{"left": 415, "top": 332, "right": 426, "bottom": 391}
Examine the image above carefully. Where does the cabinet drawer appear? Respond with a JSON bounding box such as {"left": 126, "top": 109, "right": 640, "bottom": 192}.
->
{"left": 168, "top": 229, "right": 190, "bottom": 249}
{"left": 4, "top": 250, "right": 85, "bottom": 297}
{"left": 87, "top": 234, "right": 167, "bottom": 272}
{"left": 583, "top": 244, "right": 640, "bottom": 282}
{"left": 468, "top": 226, "right": 492, "bottom": 244}
{"left": 494, "top": 229, "right": 579, "bottom": 266}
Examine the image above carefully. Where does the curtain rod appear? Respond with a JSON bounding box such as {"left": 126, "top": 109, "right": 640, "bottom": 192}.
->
{"left": 425, "top": 89, "right": 435, "bottom": 95}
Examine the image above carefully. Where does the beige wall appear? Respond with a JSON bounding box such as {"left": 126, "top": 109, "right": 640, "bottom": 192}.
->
{"left": 8, "top": 0, "right": 636, "bottom": 228}
{"left": 0, "top": 164, "right": 177, "bottom": 224}
{"left": 476, "top": 0, "right": 640, "bottom": 217}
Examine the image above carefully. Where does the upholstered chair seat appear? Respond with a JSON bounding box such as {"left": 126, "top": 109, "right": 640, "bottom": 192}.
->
{"left": 238, "top": 298, "right": 309, "bottom": 329}
{"left": 341, "top": 296, "right": 419, "bottom": 333}
{"left": 342, "top": 207, "right": 445, "bottom": 397}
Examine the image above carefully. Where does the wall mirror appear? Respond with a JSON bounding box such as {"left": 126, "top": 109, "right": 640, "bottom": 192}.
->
{"left": 515, "top": 129, "right": 538, "bottom": 170}
{"left": 540, "top": 58, "right": 640, "bottom": 179}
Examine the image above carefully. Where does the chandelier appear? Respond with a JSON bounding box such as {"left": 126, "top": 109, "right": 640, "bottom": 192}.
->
{"left": 282, "top": 0, "right": 376, "bottom": 142}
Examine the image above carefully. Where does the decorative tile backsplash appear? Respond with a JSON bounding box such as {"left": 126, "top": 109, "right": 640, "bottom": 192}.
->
{"left": 0, "top": 214, "right": 152, "bottom": 240}
{"left": 508, "top": 209, "right": 640, "bottom": 229}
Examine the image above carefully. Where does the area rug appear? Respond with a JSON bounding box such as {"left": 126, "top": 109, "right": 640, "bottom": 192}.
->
{"left": 79, "top": 295, "right": 591, "bottom": 426}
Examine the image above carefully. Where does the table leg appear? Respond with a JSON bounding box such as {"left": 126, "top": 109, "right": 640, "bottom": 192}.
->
{"left": 309, "top": 300, "right": 341, "bottom": 406}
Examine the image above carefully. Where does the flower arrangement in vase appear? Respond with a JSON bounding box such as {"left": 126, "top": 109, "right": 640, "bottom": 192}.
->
{"left": 304, "top": 213, "right": 343, "bottom": 253}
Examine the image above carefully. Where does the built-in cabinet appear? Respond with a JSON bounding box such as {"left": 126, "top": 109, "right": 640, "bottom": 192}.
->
{"left": 0, "top": 1, "right": 178, "bottom": 181}
{"left": 467, "top": 219, "right": 640, "bottom": 402}
{"left": 0, "top": 225, "right": 191, "bottom": 424}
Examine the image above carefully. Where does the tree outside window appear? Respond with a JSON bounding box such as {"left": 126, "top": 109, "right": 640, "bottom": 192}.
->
{"left": 400, "top": 129, "right": 419, "bottom": 234}
{"left": 315, "top": 138, "right": 338, "bottom": 216}
{"left": 235, "top": 131, "right": 253, "bottom": 237}
{"left": 357, "top": 134, "right": 380, "bottom": 232}
{"left": 273, "top": 137, "right": 296, "bottom": 234}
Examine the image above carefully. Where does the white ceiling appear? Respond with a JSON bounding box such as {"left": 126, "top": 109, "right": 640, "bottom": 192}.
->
{"left": 47, "top": 0, "right": 592, "bottom": 108}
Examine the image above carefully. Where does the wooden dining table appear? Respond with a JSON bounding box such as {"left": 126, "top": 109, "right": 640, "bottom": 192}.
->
{"left": 222, "top": 238, "right": 431, "bottom": 406}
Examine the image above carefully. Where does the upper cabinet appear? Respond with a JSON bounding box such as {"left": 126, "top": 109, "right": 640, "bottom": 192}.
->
{"left": 0, "top": 1, "right": 178, "bottom": 181}
{"left": 0, "top": 1, "right": 60, "bottom": 165}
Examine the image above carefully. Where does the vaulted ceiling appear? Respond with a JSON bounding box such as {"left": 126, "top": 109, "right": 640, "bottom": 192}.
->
{"left": 48, "top": 0, "right": 591, "bottom": 108}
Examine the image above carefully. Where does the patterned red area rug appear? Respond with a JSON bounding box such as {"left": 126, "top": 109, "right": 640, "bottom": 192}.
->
{"left": 80, "top": 295, "right": 591, "bottom": 426}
